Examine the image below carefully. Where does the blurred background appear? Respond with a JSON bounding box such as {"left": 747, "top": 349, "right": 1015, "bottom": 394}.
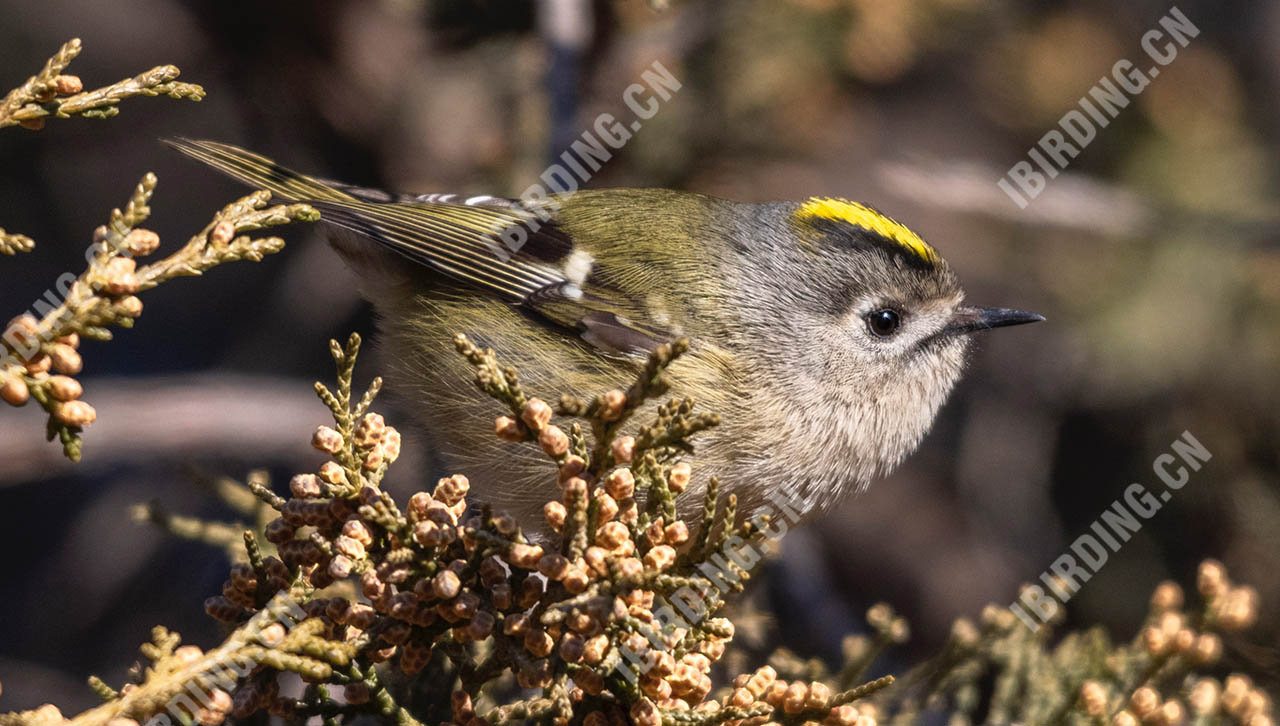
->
{"left": 1, "top": 0, "right": 1277, "bottom": 713}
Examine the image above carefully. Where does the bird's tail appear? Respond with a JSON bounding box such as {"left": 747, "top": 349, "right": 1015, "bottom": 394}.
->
{"left": 164, "top": 138, "right": 356, "bottom": 205}
{"left": 166, "top": 138, "right": 571, "bottom": 305}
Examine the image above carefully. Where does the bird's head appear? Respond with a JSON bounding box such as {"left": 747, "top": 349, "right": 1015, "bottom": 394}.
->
{"left": 725, "top": 197, "right": 1042, "bottom": 505}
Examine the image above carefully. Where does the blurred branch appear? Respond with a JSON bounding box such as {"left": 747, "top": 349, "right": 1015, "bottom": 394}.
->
{"left": 0, "top": 373, "right": 429, "bottom": 489}
{"left": 877, "top": 157, "right": 1153, "bottom": 237}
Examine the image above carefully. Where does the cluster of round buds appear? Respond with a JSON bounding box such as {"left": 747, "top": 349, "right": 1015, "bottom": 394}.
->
{"left": 864, "top": 603, "right": 910, "bottom": 644}
{"left": 493, "top": 396, "right": 551, "bottom": 443}
{"left": 1195, "top": 560, "right": 1260, "bottom": 631}
{"left": 191, "top": 687, "right": 234, "bottom": 726}
{"left": 598, "top": 616, "right": 732, "bottom": 709}
{"left": 89, "top": 224, "right": 155, "bottom": 304}
{"left": 1139, "top": 562, "right": 1256, "bottom": 662}
{"left": 102, "top": 256, "right": 139, "bottom": 296}
{"left": 2, "top": 317, "right": 95, "bottom": 425}
{"left": 979, "top": 604, "right": 1020, "bottom": 633}
{"left": 705, "top": 666, "right": 879, "bottom": 726}
{"left": 1139, "top": 609, "right": 1221, "bottom": 663}
{"left": 488, "top": 431, "right": 745, "bottom": 712}
{"left": 308, "top": 412, "right": 402, "bottom": 472}
{"left": 599, "top": 388, "right": 626, "bottom": 421}
{"left": 1219, "top": 675, "right": 1274, "bottom": 726}
{"left": 612, "top": 435, "right": 636, "bottom": 465}
{"left": 205, "top": 557, "right": 291, "bottom": 622}
{"left": 1115, "top": 686, "right": 1187, "bottom": 726}
{"left": 1079, "top": 680, "right": 1108, "bottom": 718}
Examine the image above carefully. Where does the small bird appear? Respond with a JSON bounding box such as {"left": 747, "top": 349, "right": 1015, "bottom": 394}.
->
{"left": 170, "top": 139, "right": 1042, "bottom": 523}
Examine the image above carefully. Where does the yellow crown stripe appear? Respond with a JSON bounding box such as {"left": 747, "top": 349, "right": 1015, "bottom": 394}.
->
{"left": 796, "top": 197, "right": 938, "bottom": 265}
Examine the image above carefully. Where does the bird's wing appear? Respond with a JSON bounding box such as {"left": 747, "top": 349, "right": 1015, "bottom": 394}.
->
{"left": 167, "top": 138, "right": 671, "bottom": 355}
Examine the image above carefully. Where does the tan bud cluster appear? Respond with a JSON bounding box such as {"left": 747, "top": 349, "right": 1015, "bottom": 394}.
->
{"left": 524, "top": 629, "right": 555, "bottom": 658}
{"left": 612, "top": 435, "right": 635, "bottom": 464}
{"left": 5, "top": 314, "right": 39, "bottom": 351}
{"left": 54, "top": 399, "right": 96, "bottom": 426}
{"left": 1189, "top": 632, "right": 1222, "bottom": 665}
{"left": 539, "top": 424, "right": 570, "bottom": 457}
{"left": 1188, "top": 679, "right": 1220, "bottom": 715}
{"left": 24, "top": 352, "right": 51, "bottom": 374}
{"left": 558, "top": 453, "right": 586, "bottom": 481}
{"left": 311, "top": 425, "right": 343, "bottom": 454}
{"left": 506, "top": 542, "right": 544, "bottom": 570}
{"left": 124, "top": 228, "right": 160, "bottom": 256}
{"left": 102, "top": 257, "right": 139, "bottom": 295}
{"left": 561, "top": 476, "right": 587, "bottom": 506}
{"left": 1151, "top": 700, "right": 1184, "bottom": 726}
{"left": 600, "top": 388, "right": 626, "bottom": 421}
{"left": 53, "top": 74, "right": 83, "bottom": 95}
{"left": 354, "top": 412, "right": 385, "bottom": 446}
{"left": 1130, "top": 686, "right": 1160, "bottom": 719}
{"left": 643, "top": 545, "right": 676, "bottom": 572}
{"left": 1150, "top": 581, "right": 1184, "bottom": 612}
{"left": 544, "top": 501, "right": 567, "bottom": 531}
{"left": 664, "top": 520, "right": 690, "bottom": 545}
{"left": 334, "top": 535, "right": 366, "bottom": 560}
{"left": 115, "top": 295, "right": 143, "bottom": 318}
{"left": 1220, "top": 674, "right": 1274, "bottom": 725}
{"left": 194, "top": 688, "right": 233, "bottom": 726}
{"left": 342, "top": 413, "right": 400, "bottom": 469}
{"left": 949, "top": 618, "right": 980, "bottom": 649}
{"left": 50, "top": 342, "right": 81, "bottom": 374}
{"left": 196, "top": 356, "right": 812, "bottom": 724}
{"left": 494, "top": 415, "right": 524, "bottom": 441}
{"left": 630, "top": 698, "right": 661, "bottom": 726}
{"left": 4, "top": 314, "right": 91, "bottom": 417}
{"left": 595, "top": 521, "right": 629, "bottom": 550}
{"left": 589, "top": 490, "right": 615, "bottom": 522}
{"left": 1080, "top": 680, "right": 1108, "bottom": 717}
{"left": 1197, "top": 560, "right": 1228, "bottom": 599}
{"left": 290, "top": 473, "right": 322, "bottom": 499}
{"left": 521, "top": 397, "right": 553, "bottom": 431}
{"left": 1, "top": 375, "right": 30, "bottom": 406}
{"left": 538, "top": 553, "right": 570, "bottom": 580}
{"left": 307, "top": 466, "right": 342, "bottom": 494}
{"left": 667, "top": 462, "right": 691, "bottom": 493}
{"left": 1214, "top": 586, "right": 1259, "bottom": 631}
{"left": 327, "top": 555, "right": 353, "bottom": 579}
{"left": 606, "top": 468, "right": 635, "bottom": 499}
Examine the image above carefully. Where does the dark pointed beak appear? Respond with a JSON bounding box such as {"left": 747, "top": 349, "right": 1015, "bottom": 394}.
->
{"left": 946, "top": 306, "right": 1044, "bottom": 335}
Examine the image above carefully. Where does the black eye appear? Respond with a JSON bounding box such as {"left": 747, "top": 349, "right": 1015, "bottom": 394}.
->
{"left": 865, "top": 309, "right": 901, "bottom": 338}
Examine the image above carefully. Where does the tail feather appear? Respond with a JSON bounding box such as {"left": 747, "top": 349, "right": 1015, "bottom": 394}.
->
{"left": 167, "top": 138, "right": 566, "bottom": 303}
{"left": 164, "top": 138, "right": 354, "bottom": 204}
